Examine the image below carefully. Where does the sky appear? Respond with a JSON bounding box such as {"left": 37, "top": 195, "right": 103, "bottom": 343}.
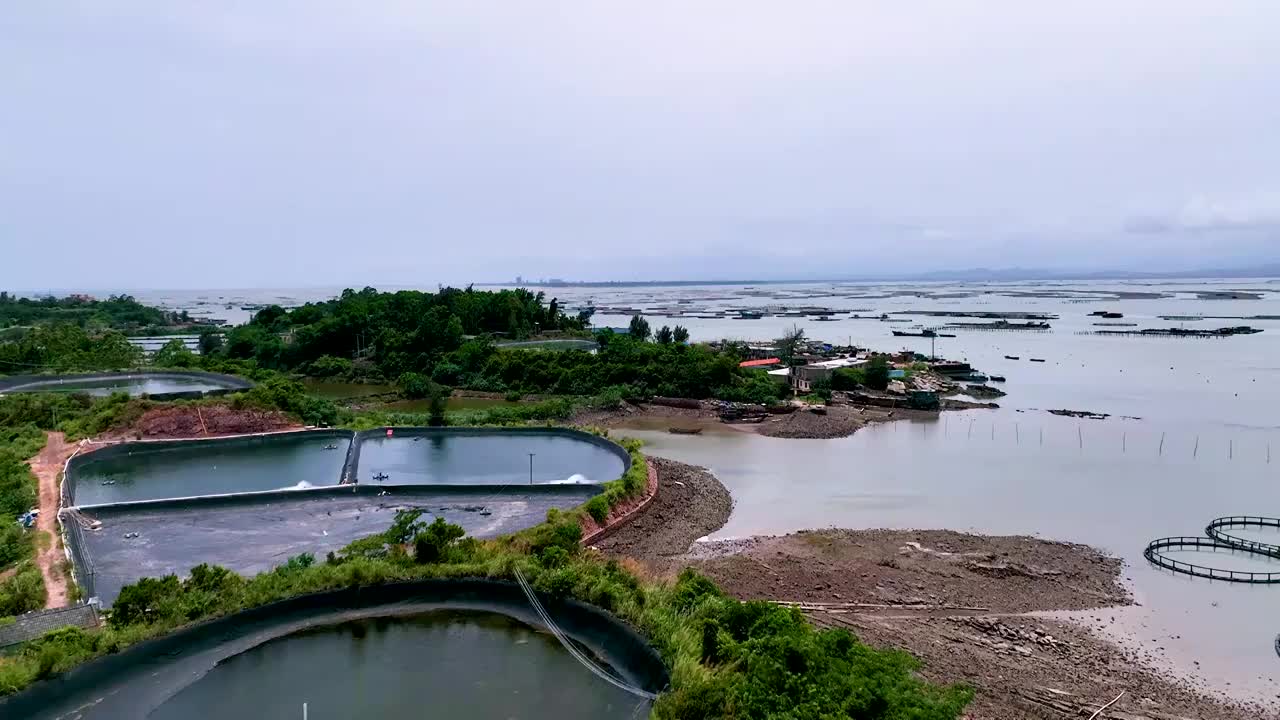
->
{"left": 3, "top": 2, "right": 1279, "bottom": 289}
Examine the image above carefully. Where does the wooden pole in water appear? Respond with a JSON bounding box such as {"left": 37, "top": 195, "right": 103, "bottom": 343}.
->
{"left": 991, "top": 423, "right": 995, "bottom": 441}
{"left": 1039, "top": 426, "right": 1043, "bottom": 446}
{"left": 1193, "top": 436, "right": 1199, "bottom": 458}
{"left": 1159, "top": 432, "right": 1165, "bottom": 456}
{"left": 1229, "top": 438, "right": 1233, "bottom": 460}
{"left": 1078, "top": 425, "right": 1082, "bottom": 450}
{"left": 1122, "top": 432, "right": 1126, "bottom": 453}
{"left": 1015, "top": 423, "right": 1020, "bottom": 445}
{"left": 528, "top": 453, "right": 535, "bottom": 484}
{"left": 968, "top": 420, "right": 974, "bottom": 439}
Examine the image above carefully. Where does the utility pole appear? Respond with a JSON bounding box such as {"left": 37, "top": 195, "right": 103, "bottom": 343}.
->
{"left": 528, "top": 453, "right": 535, "bottom": 485}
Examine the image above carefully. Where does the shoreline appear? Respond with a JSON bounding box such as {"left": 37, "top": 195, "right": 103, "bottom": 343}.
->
{"left": 600, "top": 457, "right": 1274, "bottom": 720}
{"left": 575, "top": 399, "right": 985, "bottom": 440}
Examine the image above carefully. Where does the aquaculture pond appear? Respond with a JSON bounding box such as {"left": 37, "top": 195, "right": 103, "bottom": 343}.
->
{"left": 148, "top": 612, "right": 642, "bottom": 720}
{"left": 70, "top": 433, "right": 350, "bottom": 505}
{"left": 355, "top": 431, "right": 626, "bottom": 485}
{"left": 4, "top": 376, "right": 233, "bottom": 397}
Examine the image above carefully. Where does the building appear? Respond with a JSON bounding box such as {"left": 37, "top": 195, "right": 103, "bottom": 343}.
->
{"left": 793, "top": 356, "right": 869, "bottom": 391}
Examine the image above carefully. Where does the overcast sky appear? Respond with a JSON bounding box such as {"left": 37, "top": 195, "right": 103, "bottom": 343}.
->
{"left": 3, "top": 2, "right": 1278, "bottom": 289}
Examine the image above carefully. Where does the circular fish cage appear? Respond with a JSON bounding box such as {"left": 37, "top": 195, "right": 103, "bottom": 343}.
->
{"left": 1204, "top": 516, "right": 1280, "bottom": 558}
{"left": 1143, "top": 536, "right": 1280, "bottom": 584}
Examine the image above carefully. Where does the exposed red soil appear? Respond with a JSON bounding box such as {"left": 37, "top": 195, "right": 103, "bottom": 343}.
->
{"left": 27, "top": 432, "right": 76, "bottom": 609}
{"left": 105, "top": 404, "right": 300, "bottom": 440}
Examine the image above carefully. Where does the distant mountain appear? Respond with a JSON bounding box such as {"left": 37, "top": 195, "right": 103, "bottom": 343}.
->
{"left": 506, "top": 263, "right": 1280, "bottom": 287}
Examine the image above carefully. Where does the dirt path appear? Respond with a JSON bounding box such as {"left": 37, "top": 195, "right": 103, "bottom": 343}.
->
{"left": 27, "top": 431, "right": 77, "bottom": 609}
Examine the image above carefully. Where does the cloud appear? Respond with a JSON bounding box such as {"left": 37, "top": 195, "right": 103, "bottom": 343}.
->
{"left": 1126, "top": 192, "right": 1280, "bottom": 234}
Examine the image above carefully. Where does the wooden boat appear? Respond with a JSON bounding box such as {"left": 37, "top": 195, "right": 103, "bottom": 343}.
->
{"left": 667, "top": 427, "right": 704, "bottom": 435}
{"left": 1029, "top": 358, "right": 1046, "bottom": 363}
{"left": 989, "top": 375, "right": 1007, "bottom": 382}
{"left": 1004, "top": 355, "right": 1020, "bottom": 360}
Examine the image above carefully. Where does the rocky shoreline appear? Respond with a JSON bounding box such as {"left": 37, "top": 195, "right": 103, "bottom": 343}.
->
{"left": 599, "top": 457, "right": 1273, "bottom": 720}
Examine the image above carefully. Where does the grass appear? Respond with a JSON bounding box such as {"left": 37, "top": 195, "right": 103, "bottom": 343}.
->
{"left": 0, "top": 388, "right": 971, "bottom": 718}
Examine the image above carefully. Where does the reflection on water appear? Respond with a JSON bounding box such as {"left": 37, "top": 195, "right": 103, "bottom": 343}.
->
{"left": 73, "top": 435, "right": 348, "bottom": 504}
{"left": 20, "top": 377, "right": 230, "bottom": 397}
{"left": 620, "top": 412, "right": 1280, "bottom": 702}
{"left": 357, "top": 433, "right": 625, "bottom": 485}
{"left": 149, "top": 611, "right": 640, "bottom": 720}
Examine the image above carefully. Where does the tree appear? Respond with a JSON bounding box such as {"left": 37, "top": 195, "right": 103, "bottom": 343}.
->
{"left": 152, "top": 339, "right": 197, "bottom": 368}
{"left": 775, "top": 325, "right": 806, "bottom": 367}
{"left": 397, "top": 372, "right": 432, "bottom": 399}
{"left": 864, "top": 356, "right": 891, "bottom": 391}
{"left": 197, "top": 329, "right": 223, "bottom": 356}
{"left": 655, "top": 325, "right": 674, "bottom": 344}
{"left": 413, "top": 517, "right": 466, "bottom": 563}
{"left": 628, "top": 315, "right": 651, "bottom": 341}
{"left": 672, "top": 325, "right": 690, "bottom": 344}
{"left": 775, "top": 325, "right": 806, "bottom": 388}
{"left": 427, "top": 383, "right": 449, "bottom": 426}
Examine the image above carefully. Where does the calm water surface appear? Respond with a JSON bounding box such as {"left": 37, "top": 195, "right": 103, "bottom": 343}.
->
{"left": 72, "top": 434, "right": 349, "bottom": 504}
{"left": 18, "top": 377, "right": 231, "bottom": 397}
{"left": 356, "top": 432, "right": 624, "bottom": 485}
{"left": 132, "top": 280, "right": 1280, "bottom": 701}
{"left": 149, "top": 611, "right": 641, "bottom": 720}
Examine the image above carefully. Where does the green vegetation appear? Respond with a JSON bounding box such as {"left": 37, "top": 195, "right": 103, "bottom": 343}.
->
{"left": 0, "top": 443, "right": 968, "bottom": 718}
{"left": 0, "top": 293, "right": 173, "bottom": 331}
{"left": 0, "top": 565, "right": 44, "bottom": 618}
{"left": 215, "top": 287, "right": 588, "bottom": 379}
{"left": 0, "top": 390, "right": 969, "bottom": 717}
{"left": 864, "top": 356, "right": 892, "bottom": 391}
{"left": 0, "top": 324, "right": 142, "bottom": 374}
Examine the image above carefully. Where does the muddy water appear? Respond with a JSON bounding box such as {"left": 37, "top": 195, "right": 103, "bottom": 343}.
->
{"left": 149, "top": 611, "right": 641, "bottom": 720}
{"left": 621, "top": 414, "right": 1280, "bottom": 703}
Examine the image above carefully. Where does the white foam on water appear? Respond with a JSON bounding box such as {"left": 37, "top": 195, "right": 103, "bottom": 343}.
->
{"left": 548, "top": 473, "right": 590, "bottom": 484}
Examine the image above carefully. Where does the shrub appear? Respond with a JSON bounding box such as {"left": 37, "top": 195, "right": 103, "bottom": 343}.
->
{"left": 864, "top": 356, "right": 891, "bottom": 391}
{"left": 413, "top": 517, "right": 466, "bottom": 563}
{"left": 584, "top": 495, "right": 610, "bottom": 524}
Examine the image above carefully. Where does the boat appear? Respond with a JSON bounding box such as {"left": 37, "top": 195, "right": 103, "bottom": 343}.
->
{"left": 989, "top": 375, "right": 1006, "bottom": 382}
{"left": 965, "top": 373, "right": 989, "bottom": 382}
{"left": 667, "top": 427, "right": 704, "bottom": 435}
{"left": 1029, "top": 358, "right": 1046, "bottom": 363}
{"left": 372, "top": 472, "right": 390, "bottom": 481}
{"left": 1004, "top": 355, "right": 1020, "bottom": 360}
{"left": 322, "top": 443, "right": 339, "bottom": 450}
{"left": 892, "top": 329, "right": 956, "bottom": 338}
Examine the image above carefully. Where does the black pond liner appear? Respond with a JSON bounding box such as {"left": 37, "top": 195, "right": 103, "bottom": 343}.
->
{"left": 0, "top": 578, "right": 670, "bottom": 720}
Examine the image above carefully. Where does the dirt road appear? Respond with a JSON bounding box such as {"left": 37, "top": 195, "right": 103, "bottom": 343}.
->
{"left": 27, "top": 432, "right": 77, "bottom": 609}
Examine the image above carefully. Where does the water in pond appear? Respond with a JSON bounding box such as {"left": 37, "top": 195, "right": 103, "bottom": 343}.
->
{"left": 380, "top": 396, "right": 519, "bottom": 413}
{"left": 72, "top": 434, "right": 349, "bottom": 505}
{"left": 357, "top": 432, "right": 625, "bottom": 485}
{"left": 17, "top": 376, "right": 231, "bottom": 397}
{"left": 301, "top": 379, "right": 394, "bottom": 399}
{"left": 148, "top": 611, "right": 642, "bottom": 720}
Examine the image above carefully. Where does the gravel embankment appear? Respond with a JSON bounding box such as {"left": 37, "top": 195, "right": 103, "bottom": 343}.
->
{"left": 591, "top": 457, "right": 732, "bottom": 564}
